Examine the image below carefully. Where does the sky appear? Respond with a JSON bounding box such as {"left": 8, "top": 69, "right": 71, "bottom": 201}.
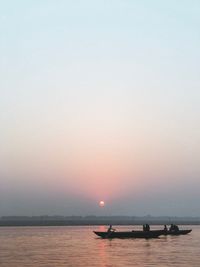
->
{"left": 0, "top": 0, "right": 200, "bottom": 216}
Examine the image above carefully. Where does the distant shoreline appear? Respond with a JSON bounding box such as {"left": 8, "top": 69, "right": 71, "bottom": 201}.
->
{"left": 0, "top": 216, "right": 200, "bottom": 227}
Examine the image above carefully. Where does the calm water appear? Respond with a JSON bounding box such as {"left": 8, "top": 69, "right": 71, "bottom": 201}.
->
{"left": 0, "top": 225, "right": 199, "bottom": 267}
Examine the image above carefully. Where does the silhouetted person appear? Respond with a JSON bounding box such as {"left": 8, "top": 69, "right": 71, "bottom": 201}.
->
{"left": 143, "top": 224, "right": 150, "bottom": 231}
{"left": 107, "top": 225, "right": 112, "bottom": 233}
{"left": 107, "top": 225, "right": 115, "bottom": 233}
{"left": 174, "top": 224, "right": 179, "bottom": 231}
{"left": 169, "top": 224, "right": 179, "bottom": 231}
{"left": 146, "top": 224, "right": 150, "bottom": 231}
{"left": 164, "top": 225, "right": 168, "bottom": 231}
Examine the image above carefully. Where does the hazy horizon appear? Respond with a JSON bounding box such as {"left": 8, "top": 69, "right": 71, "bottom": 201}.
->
{"left": 1, "top": 1, "right": 200, "bottom": 217}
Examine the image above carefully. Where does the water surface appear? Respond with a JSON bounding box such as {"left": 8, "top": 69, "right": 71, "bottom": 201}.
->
{"left": 0, "top": 225, "right": 199, "bottom": 267}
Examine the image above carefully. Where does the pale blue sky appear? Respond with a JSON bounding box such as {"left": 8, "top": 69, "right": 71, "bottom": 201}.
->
{"left": 0, "top": 0, "right": 200, "bottom": 216}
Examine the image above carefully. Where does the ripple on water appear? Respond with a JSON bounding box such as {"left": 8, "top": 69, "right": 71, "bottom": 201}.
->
{"left": 0, "top": 225, "right": 199, "bottom": 267}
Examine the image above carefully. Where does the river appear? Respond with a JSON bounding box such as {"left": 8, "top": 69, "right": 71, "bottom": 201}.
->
{"left": 0, "top": 225, "right": 199, "bottom": 267}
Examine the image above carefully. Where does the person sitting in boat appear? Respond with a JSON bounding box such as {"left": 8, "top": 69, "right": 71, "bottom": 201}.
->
{"left": 146, "top": 224, "right": 150, "bottom": 231}
{"left": 174, "top": 224, "right": 179, "bottom": 231}
{"left": 169, "top": 224, "right": 179, "bottom": 231}
{"left": 107, "top": 225, "right": 116, "bottom": 233}
{"left": 164, "top": 225, "right": 168, "bottom": 231}
{"left": 143, "top": 224, "right": 150, "bottom": 231}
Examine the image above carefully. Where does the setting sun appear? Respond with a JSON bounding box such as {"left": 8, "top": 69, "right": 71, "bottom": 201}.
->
{"left": 99, "top": 201, "right": 105, "bottom": 207}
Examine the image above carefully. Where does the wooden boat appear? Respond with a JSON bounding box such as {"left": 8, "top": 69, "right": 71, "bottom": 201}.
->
{"left": 94, "top": 230, "right": 164, "bottom": 239}
{"left": 164, "top": 229, "right": 192, "bottom": 236}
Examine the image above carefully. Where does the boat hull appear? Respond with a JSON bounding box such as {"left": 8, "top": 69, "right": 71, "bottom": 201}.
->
{"left": 94, "top": 230, "right": 164, "bottom": 239}
{"left": 164, "top": 229, "right": 192, "bottom": 236}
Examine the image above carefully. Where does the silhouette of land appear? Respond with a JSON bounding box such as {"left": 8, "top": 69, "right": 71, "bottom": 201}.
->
{"left": 0, "top": 215, "right": 200, "bottom": 226}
